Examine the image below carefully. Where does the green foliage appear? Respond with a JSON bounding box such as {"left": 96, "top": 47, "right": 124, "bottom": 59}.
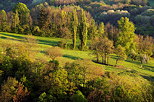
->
{"left": 13, "top": 3, "right": 30, "bottom": 25}
{"left": 11, "top": 11, "right": 20, "bottom": 33}
{"left": 65, "top": 60, "right": 104, "bottom": 87}
{"left": 115, "top": 45, "right": 127, "bottom": 65}
{"left": 0, "top": 32, "right": 154, "bottom": 101}
{"left": 72, "top": 9, "right": 78, "bottom": 49}
{"left": 38, "top": 92, "right": 55, "bottom": 102}
{"left": 0, "top": 1, "right": 154, "bottom": 100}
{"left": 87, "top": 73, "right": 153, "bottom": 102}
{"left": 70, "top": 90, "right": 88, "bottom": 102}
{"left": 117, "top": 17, "right": 136, "bottom": 54}
{"left": 46, "top": 47, "right": 62, "bottom": 61}
{"left": 98, "top": 22, "right": 105, "bottom": 37}
{"left": 79, "top": 10, "right": 88, "bottom": 50}
{"left": 0, "top": 77, "right": 29, "bottom": 102}
{"left": 97, "top": 38, "right": 114, "bottom": 64}
{"left": 0, "top": 10, "right": 8, "bottom": 32}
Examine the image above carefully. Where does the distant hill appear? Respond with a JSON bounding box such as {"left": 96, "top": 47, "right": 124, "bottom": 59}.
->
{"left": 0, "top": 0, "right": 46, "bottom": 11}
{"left": 0, "top": 0, "right": 152, "bottom": 11}
{"left": 149, "top": 0, "right": 154, "bottom": 6}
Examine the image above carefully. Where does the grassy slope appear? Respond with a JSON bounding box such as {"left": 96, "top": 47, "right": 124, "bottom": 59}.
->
{"left": 0, "top": 32, "right": 154, "bottom": 81}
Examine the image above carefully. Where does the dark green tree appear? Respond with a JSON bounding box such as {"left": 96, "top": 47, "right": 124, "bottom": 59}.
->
{"left": 70, "top": 90, "right": 88, "bottom": 102}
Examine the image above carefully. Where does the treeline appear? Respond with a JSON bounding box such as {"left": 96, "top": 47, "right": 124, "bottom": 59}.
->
{"left": 48, "top": 0, "right": 149, "bottom": 6}
{"left": 90, "top": 17, "right": 154, "bottom": 65}
{"left": 0, "top": 2, "right": 99, "bottom": 50}
{"left": 1, "top": 0, "right": 154, "bottom": 36}
{"left": 0, "top": 2, "right": 154, "bottom": 59}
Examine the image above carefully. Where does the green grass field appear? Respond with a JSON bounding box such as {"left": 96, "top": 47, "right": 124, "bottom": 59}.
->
{"left": 0, "top": 32, "right": 154, "bottom": 81}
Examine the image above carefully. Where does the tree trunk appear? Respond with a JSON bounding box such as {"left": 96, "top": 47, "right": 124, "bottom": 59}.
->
{"left": 96, "top": 53, "right": 99, "bottom": 62}
{"left": 104, "top": 54, "right": 107, "bottom": 65}
{"left": 102, "top": 56, "right": 104, "bottom": 64}
{"left": 116, "top": 59, "right": 118, "bottom": 66}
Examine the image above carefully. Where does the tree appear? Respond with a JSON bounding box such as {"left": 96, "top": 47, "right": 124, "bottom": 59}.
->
{"left": 0, "top": 77, "right": 29, "bottom": 102}
{"left": 136, "top": 35, "right": 154, "bottom": 63}
{"left": 136, "top": 35, "right": 154, "bottom": 57}
{"left": 72, "top": 9, "right": 78, "bottom": 49}
{"left": 105, "top": 23, "right": 119, "bottom": 45}
{"left": 46, "top": 47, "right": 62, "bottom": 61}
{"left": 115, "top": 45, "right": 127, "bottom": 65}
{"left": 91, "top": 37, "right": 100, "bottom": 62}
{"left": 88, "top": 19, "right": 98, "bottom": 39}
{"left": 116, "top": 17, "right": 136, "bottom": 54}
{"left": 70, "top": 90, "right": 88, "bottom": 102}
{"left": 0, "top": 10, "right": 8, "bottom": 31}
{"left": 65, "top": 60, "right": 104, "bottom": 87}
{"left": 42, "top": 68, "right": 70, "bottom": 101}
{"left": 13, "top": 3, "right": 30, "bottom": 25}
{"left": 80, "top": 10, "right": 88, "bottom": 50}
{"left": 98, "top": 22, "right": 105, "bottom": 38}
{"left": 11, "top": 11, "right": 20, "bottom": 33}
{"left": 13, "top": 83, "right": 29, "bottom": 102}
{"left": 98, "top": 38, "right": 114, "bottom": 64}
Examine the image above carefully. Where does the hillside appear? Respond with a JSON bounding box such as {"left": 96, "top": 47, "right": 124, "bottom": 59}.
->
{"left": 0, "top": 0, "right": 153, "bottom": 11}
{"left": 1, "top": 32, "right": 154, "bottom": 80}
{"left": 0, "top": 0, "right": 154, "bottom": 101}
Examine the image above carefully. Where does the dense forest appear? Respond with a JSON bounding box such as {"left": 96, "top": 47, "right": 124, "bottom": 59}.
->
{"left": 0, "top": 0, "right": 154, "bottom": 102}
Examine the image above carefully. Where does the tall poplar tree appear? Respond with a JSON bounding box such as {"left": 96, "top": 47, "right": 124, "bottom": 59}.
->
{"left": 98, "top": 22, "right": 104, "bottom": 38}
{"left": 11, "top": 11, "right": 20, "bottom": 33}
{"left": 89, "top": 19, "right": 97, "bottom": 39}
{"left": 0, "top": 10, "right": 7, "bottom": 31}
{"left": 80, "top": 10, "right": 88, "bottom": 50}
{"left": 72, "top": 9, "right": 78, "bottom": 49}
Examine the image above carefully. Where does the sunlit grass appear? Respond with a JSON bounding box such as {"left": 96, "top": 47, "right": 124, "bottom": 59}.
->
{"left": 0, "top": 32, "right": 154, "bottom": 79}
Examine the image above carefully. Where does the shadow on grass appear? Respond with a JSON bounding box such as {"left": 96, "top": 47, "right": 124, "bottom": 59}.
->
{"left": 38, "top": 39, "right": 58, "bottom": 46}
{"left": 0, "top": 33, "right": 24, "bottom": 39}
{"left": 92, "top": 60, "right": 114, "bottom": 66}
{"left": 125, "top": 59, "right": 141, "bottom": 65}
{"left": 0, "top": 32, "right": 59, "bottom": 46}
{"left": 141, "top": 75, "right": 154, "bottom": 82}
{"left": 126, "top": 59, "right": 154, "bottom": 72}
{"left": 0, "top": 36, "right": 7, "bottom": 39}
{"left": 0, "top": 35, "right": 25, "bottom": 42}
{"left": 142, "top": 65, "right": 154, "bottom": 72}
{"left": 63, "top": 54, "right": 83, "bottom": 60}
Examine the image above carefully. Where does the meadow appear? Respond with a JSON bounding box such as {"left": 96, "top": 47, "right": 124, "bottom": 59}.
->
{"left": 0, "top": 32, "right": 154, "bottom": 82}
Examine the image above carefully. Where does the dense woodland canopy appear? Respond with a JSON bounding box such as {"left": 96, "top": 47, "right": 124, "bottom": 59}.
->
{"left": 0, "top": 0, "right": 154, "bottom": 36}
{"left": 0, "top": 0, "right": 154, "bottom": 102}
